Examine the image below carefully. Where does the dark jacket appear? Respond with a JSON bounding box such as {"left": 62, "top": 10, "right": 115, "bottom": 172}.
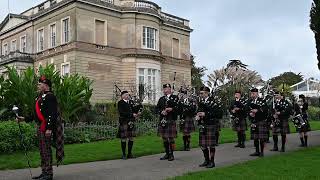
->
{"left": 274, "top": 99, "right": 292, "bottom": 120}
{"left": 118, "top": 99, "right": 134, "bottom": 124}
{"left": 247, "top": 97, "right": 268, "bottom": 123}
{"left": 156, "top": 94, "right": 179, "bottom": 121}
{"left": 198, "top": 96, "right": 223, "bottom": 125}
{"left": 229, "top": 98, "right": 247, "bottom": 119}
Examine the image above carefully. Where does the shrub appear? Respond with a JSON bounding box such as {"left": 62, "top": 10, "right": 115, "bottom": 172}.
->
{"left": 0, "top": 121, "right": 37, "bottom": 154}
{"left": 308, "top": 106, "right": 320, "bottom": 121}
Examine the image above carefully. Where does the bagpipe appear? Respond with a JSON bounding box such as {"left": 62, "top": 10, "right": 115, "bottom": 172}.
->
{"left": 248, "top": 98, "right": 265, "bottom": 131}
{"left": 230, "top": 98, "right": 247, "bottom": 126}
{"left": 177, "top": 87, "right": 198, "bottom": 126}
{"left": 292, "top": 100, "right": 308, "bottom": 129}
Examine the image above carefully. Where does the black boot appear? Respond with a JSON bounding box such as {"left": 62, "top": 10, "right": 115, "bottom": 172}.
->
{"left": 216, "top": 132, "right": 220, "bottom": 146}
{"left": 266, "top": 131, "right": 271, "bottom": 143}
{"left": 39, "top": 173, "right": 53, "bottom": 180}
{"left": 240, "top": 133, "right": 246, "bottom": 148}
{"left": 32, "top": 173, "right": 44, "bottom": 179}
{"left": 183, "top": 136, "right": 187, "bottom": 151}
{"left": 186, "top": 135, "right": 191, "bottom": 151}
{"left": 304, "top": 136, "right": 308, "bottom": 147}
{"left": 235, "top": 132, "right": 241, "bottom": 147}
{"left": 168, "top": 142, "right": 175, "bottom": 161}
{"left": 299, "top": 137, "right": 305, "bottom": 147}
{"left": 121, "top": 141, "right": 126, "bottom": 160}
{"left": 270, "top": 135, "right": 279, "bottom": 151}
{"left": 160, "top": 142, "right": 169, "bottom": 160}
{"left": 280, "top": 135, "right": 286, "bottom": 152}
{"left": 259, "top": 140, "right": 265, "bottom": 157}
{"left": 206, "top": 148, "right": 216, "bottom": 168}
{"left": 127, "top": 141, "right": 134, "bottom": 159}
{"left": 199, "top": 148, "right": 209, "bottom": 167}
{"left": 250, "top": 140, "right": 260, "bottom": 156}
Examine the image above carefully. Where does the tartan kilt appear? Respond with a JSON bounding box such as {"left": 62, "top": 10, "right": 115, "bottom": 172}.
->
{"left": 296, "top": 123, "right": 311, "bottom": 133}
{"left": 232, "top": 118, "right": 247, "bottom": 132}
{"left": 199, "top": 124, "right": 217, "bottom": 148}
{"left": 117, "top": 123, "right": 136, "bottom": 139}
{"left": 157, "top": 120, "right": 177, "bottom": 139}
{"left": 179, "top": 116, "right": 195, "bottom": 134}
{"left": 251, "top": 120, "right": 269, "bottom": 140}
{"left": 272, "top": 119, "right": 290, "bottom": 135}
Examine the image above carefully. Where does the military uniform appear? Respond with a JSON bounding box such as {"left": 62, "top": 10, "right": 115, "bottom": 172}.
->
{"left": 156, "top": 84, "right": 179, "bottom": 161}
{"left": 293, "top": 96, "right": 311, "bottom": 147}
{"left": 230, "top": 97, "right": 247, "bottom": 148}
{"left": 247, "top": 90, "right": 268, "bottom": 157}
{"left": 270, "top": 98, "right": 292, "bottom": 152}
{"left": 26, "top": 77, "right": 64, "bottom": 180}
{"left": 198, "top": 87, "right": 223, "bottom": 168}
{"left": 178, "top": 94, "right": 196, "bottom": 151}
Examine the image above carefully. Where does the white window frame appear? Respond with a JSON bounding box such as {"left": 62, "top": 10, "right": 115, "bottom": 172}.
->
{"left": 11, "top": 39, "right": 17, "bottom": 52}
{"left": 37, "top": 28, "right": 45, "bottom": 52}
{"left": 20, "top": 35, "right": 27, "bottom": 53}
{"left": 142, "top": 26, "right": 159, "bottom": 51}
{"left": 48, "top": 22, "right": 57, "bottom": 48}
{"left": 2, "top": 43, "right": 8, "bottom": 56}
{"left": 61, "top": 62, "right": 70, "bottom": 76}
{"left": 93, "top": 18, "right": 108, "bottom": 46}
{"left": 171, "top": 38, "right": 181, "bottom": 59}
{"left": 61, "top": 17, "right": 70, "bottom": 44}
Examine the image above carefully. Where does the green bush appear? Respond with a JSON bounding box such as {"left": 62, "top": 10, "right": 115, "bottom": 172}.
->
{"left": 308, "top": 106, "right": 320, "bottom": 121}
{"left": 0, "top": 121, "right": 37, "bottom": 154}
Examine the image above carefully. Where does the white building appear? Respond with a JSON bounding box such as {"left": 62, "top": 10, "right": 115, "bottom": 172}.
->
{"left": 291, "top": 78, "right": 320, "bottom": 98}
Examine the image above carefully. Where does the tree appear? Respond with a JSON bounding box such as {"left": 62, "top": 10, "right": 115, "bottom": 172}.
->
{"left": 269, "top": 72, "right": 303, "bottom": 88}
{"left": 310, "top": 0, "right": 320, "bottom": 70}
{"left": 191, "top": 57, "right": 207, "bottom": 90}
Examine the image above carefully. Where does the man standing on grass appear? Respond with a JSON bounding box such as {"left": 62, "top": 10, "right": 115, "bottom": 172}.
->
{"left": 156, "top": 84, "right": 179, "bottom": 161}
{"left": 197, "top": 86, "right": 223, "bottom": 168}
{"left": 247, "top": 88, "right": 268, "bottom": 157}
{"left": 17, "top": 76, "right": 64, "bottom": 180}
{"left": 117, "top": 91, "right": 140, "bottom": 160}
{"left": 270, "top": 91, "right": 291, "bottom": 152}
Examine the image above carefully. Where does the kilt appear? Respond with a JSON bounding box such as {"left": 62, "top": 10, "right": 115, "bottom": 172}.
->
{"left": 158, "top": 120, "right": 177, "bottom": 139}
{"left": 179, "top": 116, "right": 195, "bottom": 134}
{"left": 117, "top": 123, "right": 136, "bottom": 139}
{"left": 37, "top": 128, "right": 53, "bottom": 175}
{"left": 272, "top": 119, "right": 290, "bottom": 135}
{"left": 296, "top": 114, "right": 311, "bottom": 133}
{"left": 251, "top": 120, "right": 269, "bottom": 140}
{"left": 232, "top": 118, "right": 247, "bottom": 132}
{"left": 199, "top": 124, "right": 217, "bottom": 148}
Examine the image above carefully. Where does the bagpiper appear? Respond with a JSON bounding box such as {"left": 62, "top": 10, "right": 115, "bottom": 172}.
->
{"left": 16, "top": 76, "right": 64, "bottom": 180}
{"left": 117, "top": 91, "right": 141, "bottom": 159}
{"left": 156, "top": 84, "right": 179, "bottom": 161}
{"left": 229, "top": 90, "right": 247, "bottom": 148}
{"left": 293, "top": 94, "right": 311, "bottom": 147}
{"left": 197, "top": 86, "right": 223, "bottom": 168}
{"left": 270, "top": 91, "right": 292, "bottom": 152}
{"left": 178, "top": 89, "right": 197, "bottom": 151}
{"left": 247, "top": 88, "right": 269, "bottom": 157}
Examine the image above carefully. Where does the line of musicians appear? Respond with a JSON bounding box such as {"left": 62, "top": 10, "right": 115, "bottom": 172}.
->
{"left": 116, "top": 83, "right": 311, "bottom": 168}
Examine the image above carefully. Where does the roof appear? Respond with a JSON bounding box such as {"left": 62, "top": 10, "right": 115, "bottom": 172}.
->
{"left": 0, "top": 13, "right": 30, "bottom": 32}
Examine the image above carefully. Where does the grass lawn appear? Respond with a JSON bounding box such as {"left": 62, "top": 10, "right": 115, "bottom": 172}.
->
{"left": 0, "top": 121, "right": 319, "bottom": 170}
{"left": 170, "top": 146, "right": 320, "bottom": 180}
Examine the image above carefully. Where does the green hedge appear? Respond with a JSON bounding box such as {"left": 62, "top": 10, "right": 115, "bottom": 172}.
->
{"left": 0, "top": 121, "right": 37, "bottom": 154}
{"left": 308, "top": 106, "right": 320, "bottom": 121}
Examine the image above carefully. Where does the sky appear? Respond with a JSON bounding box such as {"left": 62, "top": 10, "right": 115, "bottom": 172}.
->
{"left": 1, "top": 0, "right": 319, "bottom": 81}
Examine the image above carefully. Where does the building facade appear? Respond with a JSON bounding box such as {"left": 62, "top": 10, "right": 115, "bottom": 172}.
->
{"left": 0, "top": 0, "right": 193, "bottom": 103}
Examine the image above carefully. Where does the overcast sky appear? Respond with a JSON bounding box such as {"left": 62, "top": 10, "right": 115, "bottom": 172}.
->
{"left": 1, "top": 0, "right": 319, "bottom": 81}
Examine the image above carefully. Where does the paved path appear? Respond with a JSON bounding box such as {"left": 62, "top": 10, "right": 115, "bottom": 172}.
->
{"left": 1, "top": 131, "right": 320, "bottom": 180}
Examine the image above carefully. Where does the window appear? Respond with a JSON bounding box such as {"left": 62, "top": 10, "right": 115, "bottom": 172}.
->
{"left": 138, "top": 68, "right": 160, "bottom": 102}
{"left": 95, "top": 19, "right": 106, "bottom": 45}
{"left": 39, "top": 4, "right": 45, "bottom": 11}
{"left": 49, "top": 23, "right": 57, "bottom": 48}
{"left": 61, "top": 62, "right": 70, "bottom": 76}
{"left": 2, "top": 44, "right": 8, "bottom": 56}
{"left": 50, "top": 0, "right": 57, "bottom": 5}
{"left": 37, "top": 28, "right": 44, "bottom": 52}
{"left": 142, "top": 26, "right": 158, "bottom": 50}
{"left": 20, "top": 35, "right": 27, "bottom": 53}
{"left": 172, "top": 38, "right": 180, "bottom": 58}
{"left": 62, "top": 17, "right": 70, "bottom": 44}
{"left": 11, "top": 40, "right": 17, "bottom": 52}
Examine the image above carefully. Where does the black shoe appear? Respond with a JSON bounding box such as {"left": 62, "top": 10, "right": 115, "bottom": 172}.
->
{"left": 127, "top": 153, "right": 135, "bottom": 159}
{"left": 122, "top": 154, "right": 127, "bottom": 160}
{"left": 250, "top": 152, "right": 260, "bottom": 156}
{"left": 185, "top": 147, "right": 191, "bottom": 151}
{"left": 259, "top": 153, "right": 264, "bottom": 157}
{"left": 199, "top": 161, "right": 209, "bottom": 167}
{"left": 160, "top": 154, "right": 169, "bottom": 160}
{"left": 168, "top": 154, "right": 175, "bottom": 161}
{"left": 39, "top": 174, "right": 53, "bottom": 180}
{"left": 299, "top": 144, "right": 305, "bottom": 147}
{"left": 270, "top": 147, "right": 278, "bottom": 151}
{"left": 240, "top": 144, "right": 245, "bottom": 148}
{"left": 234, "top": 144, "right": 241, "bottom": 148}
{"left": 206, "top": 162, "right": 215, "bottom": 168}
{"left": 32, "top": 174, "right": 44, "bottom": 179}
{"left": 280, "top": 148, "right": 285, "bottom": 152}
